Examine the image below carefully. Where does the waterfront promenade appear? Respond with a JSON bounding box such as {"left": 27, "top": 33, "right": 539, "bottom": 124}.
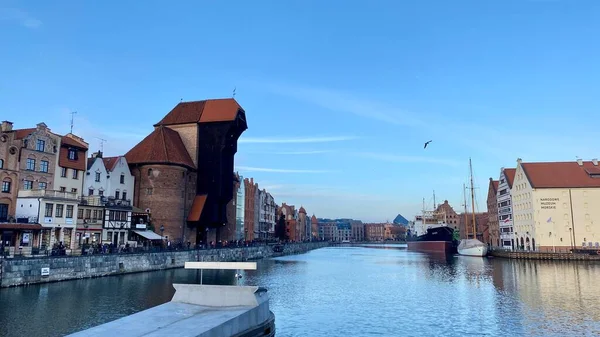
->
{"left": 0, "top": 241, "right": 328, "bottom": 288}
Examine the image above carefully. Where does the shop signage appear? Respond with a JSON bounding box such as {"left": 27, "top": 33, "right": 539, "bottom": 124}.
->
{"left": 41, "top": 267, "right": 50, "bottom": 277}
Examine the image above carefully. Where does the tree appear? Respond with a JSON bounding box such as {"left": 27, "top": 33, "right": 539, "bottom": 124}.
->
{"left": 275, "top": 213, "right": 287, "bottom": 241}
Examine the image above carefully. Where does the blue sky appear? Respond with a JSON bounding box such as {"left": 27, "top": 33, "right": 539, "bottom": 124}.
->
{"left": 2, "top": 0, "right": 600, "bottom": 222}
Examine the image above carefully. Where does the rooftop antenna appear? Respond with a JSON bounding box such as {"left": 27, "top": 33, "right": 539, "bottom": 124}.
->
{"left": 96, "top": 137, "right": 106, "bottom": 152}
{"left": 233, "top": 86, "right": 236, "bottom": 98}
{"left": 70, "top": 111, "right": 77, "bottom": 134}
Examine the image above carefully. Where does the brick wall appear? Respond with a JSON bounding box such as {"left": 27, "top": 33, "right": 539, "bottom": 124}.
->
{"left": 130, "top": 164, "right": 197, "bottom": 244}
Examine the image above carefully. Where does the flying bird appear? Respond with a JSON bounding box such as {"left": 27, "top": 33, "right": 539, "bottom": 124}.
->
{"left": 424, "top": 140, "right": 432, "bottom": 149}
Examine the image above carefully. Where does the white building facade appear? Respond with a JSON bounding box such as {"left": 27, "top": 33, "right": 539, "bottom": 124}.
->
{"left": 235, "top": 174, "right": 245, "bottom": 240}
{"left": 80, "top": 153, "right": 134, "bottom": 247}
{"left": 497, "top": 167, "right": 516, "bottom": 250}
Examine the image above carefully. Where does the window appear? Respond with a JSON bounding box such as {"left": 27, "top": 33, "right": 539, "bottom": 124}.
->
{"left": 36, "top": 139, "right": 45, "bottom": 151}
{"left": 72, "top": 170, "right": 78, "bottom": 179}
{"left": 0, "top": 159, "right": 3, "bottom": 169}
{"left": 66, "top": 205, "right": 74, "bottom": 219}
{"left": 40, "top": 160, "right": 49, "bottom": 173}
{"left": 88, "top": 188, "right": 94, "bottom": 196}
{"left": 99, "top": 190, "right": 104, "bottom": 196}
{"left": 122, "top": 192, "right": 127, "bottom": 200}
{"left": 61, "top": 167, "right": 67, "bottom": 177}
{"left": 39, "top": 182, "right": 47, "bottom": 190}
{"left": 55, "top": 204, "right": 64, "bottom": 217}
{"left": 146, "top": 188, "right": 153, "bottom": 195}
{"left": 68, "top": 149, "right": 76, "bottom": 160}
{"left": 45, "top": 203, "right": 54, "bottom": 217}
{"left": 71, "top": 188, "right": 77, "bottom": 194}
{"left": 23, "top": 180, "right": 33, "bottom": 190}
{"left": 147, "top": 168, "right": 153, "bottom": 177}
{"left": 77, "top": 208, "right": 84, "bottom": 219}
{"left": 115, "top": 191, "right": 120, "bottom": 199}
{"left": 109, "top": 210, "right": 128, "bottom": 221}
{"left": 26, "top": 158, "right": 35, "bottom": 170}
{"left": 95, "top": 172, "right": 100, "bottom": 182}
{"left": 59, "top": 186, "right": 66, "bottom": 192}
{"left": 120, "top": 174, "right": 125, "bottom": 184}
{"left": 84, "top": 209, "right": 91, "bottom": 219}
{"left": 1, "top": 180, "right": 10, "bottom": 193}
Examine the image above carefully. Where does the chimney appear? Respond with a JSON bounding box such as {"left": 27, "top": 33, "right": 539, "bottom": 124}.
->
{"left": 1, "top": 121, "right": 13, "bottom": 132}
{"left": 92, "top": 151, "right": 103, "bottom": 158}
{"left": 577, "top": 159, "right": 583, "bottom": 166}
{"left": 593, "top": 159, "right": 598, "bottom": 166}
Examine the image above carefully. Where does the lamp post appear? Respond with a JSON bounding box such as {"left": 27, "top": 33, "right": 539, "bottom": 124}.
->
{"left": 160, "top": 225, "right": 164, "bottom": 240}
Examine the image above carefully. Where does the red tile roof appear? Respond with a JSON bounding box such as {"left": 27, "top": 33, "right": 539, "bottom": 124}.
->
{"left": 490, "top": 178, "right": 499, "bottom": 194}
{"left": 125, "top": 126, "right": 195, "bottom": 169}
{"left": 521, "top": 161, "right": 600, "bottom": 188}
{"left": 187, "top": 194, "right": 207, "bottom": 222}
{"left": 504, "top": 168, "right": 516, "bottom": 188}
{"left": 61, "top": 135, "right": 88, "bottom": 149}
{"left": 13, "top": 128, "right": 36, "bottom": 139}
{"left": 102, "top": 157, "right": 119, "bottom": 172}
{"left": 155, "top": 98, "right": 242, "bottom": 126}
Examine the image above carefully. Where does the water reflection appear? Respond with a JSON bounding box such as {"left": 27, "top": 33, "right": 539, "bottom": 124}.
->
{"left": 1, "top": 246, "right": 599, "bottom": 336}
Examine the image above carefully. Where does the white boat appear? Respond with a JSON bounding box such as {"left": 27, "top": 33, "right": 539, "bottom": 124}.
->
{"left": 458, "top": 158, "right": 488, "bottom": 257}
{"left": 458, "top": 238, "right": 488, "bottom": 257}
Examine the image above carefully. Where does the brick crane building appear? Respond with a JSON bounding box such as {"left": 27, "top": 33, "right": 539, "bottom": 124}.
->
{"left": 125, "top": 98, "right": 247, "bottom": 245}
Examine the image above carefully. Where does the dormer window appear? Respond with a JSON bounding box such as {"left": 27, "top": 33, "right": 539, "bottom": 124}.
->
{"left": 68, "top": 149, "right": 76, "bottom": 160}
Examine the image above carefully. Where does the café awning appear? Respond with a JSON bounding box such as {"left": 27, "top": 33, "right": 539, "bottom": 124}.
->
{"left": 133, "top": 230, "right": 163, "bottom": 240}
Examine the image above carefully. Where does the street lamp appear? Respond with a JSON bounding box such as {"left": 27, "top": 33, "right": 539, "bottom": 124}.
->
{"left": 160, "top": 225, "right": 164, "bottom": 240}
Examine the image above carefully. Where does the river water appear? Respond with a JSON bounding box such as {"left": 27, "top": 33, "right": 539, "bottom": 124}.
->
{"left": 1, "top": 244, "right": 599, "bottom": 337}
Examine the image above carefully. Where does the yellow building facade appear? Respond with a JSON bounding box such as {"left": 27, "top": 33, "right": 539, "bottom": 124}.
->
{"left": 512, "top": 159, "right": 600, "bottom": 252}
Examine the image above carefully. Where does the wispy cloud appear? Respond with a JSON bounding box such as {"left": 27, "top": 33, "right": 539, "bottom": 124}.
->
{"left": 236, "top": 166, "right": 336, "bottom": 174}
{"left": 260, "top": 82, "right": 427, "bottom": 128}
{"left": 249, "top": 150, "right": 334, "bottom": 155}
{"left": 239, "top": 136, "right": 357, "bottom": 144}
{"left": 354, "top": 152, "right": 462, "bottom": 167}
{"left": 0, "top": 8, "right": 42, "bottom": 29}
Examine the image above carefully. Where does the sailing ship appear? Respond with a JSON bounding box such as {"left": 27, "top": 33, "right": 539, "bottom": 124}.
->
{"left": 457, "top": 158, "right": 488, "bottom": 257}
{"left": 407, "top": 192, "right": 459, "bottom": 254}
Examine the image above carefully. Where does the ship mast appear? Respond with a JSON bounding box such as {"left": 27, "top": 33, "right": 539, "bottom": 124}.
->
{"left": 469, "top": 158, "right": 477, "bottom": 240}
{"left": 463, "top": 183, "right": 468, "bottom": 238}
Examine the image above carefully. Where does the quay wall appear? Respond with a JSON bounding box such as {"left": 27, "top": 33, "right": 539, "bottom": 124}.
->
{"left": 491, "top": 250, "right": 600, "bottom": 261}
{"left": 0, "top": 242, "right": 329, "bottom": 288}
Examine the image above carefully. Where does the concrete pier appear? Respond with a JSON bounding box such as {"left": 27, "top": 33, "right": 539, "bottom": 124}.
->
{"left": 67, "top": 284, "right": 275, "bottom": 337}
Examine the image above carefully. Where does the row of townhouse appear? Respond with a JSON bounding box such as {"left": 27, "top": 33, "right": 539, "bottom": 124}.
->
{"left": 487, "top": 158, "right": 600, "bottom": 252}
{"left": 277, "top": 203, "right": 317, "bottom": 242}
{"left": 316, "top": 219, "right": 406, "bottom": 242}
{"left": 0, "top": 121, "right": 154, "bottom": 256}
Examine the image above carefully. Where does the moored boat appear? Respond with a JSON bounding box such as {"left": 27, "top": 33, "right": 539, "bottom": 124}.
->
{"left": 407, "top": 226, "right": 458, "bottom": 254}
{"left": 458, "top": 158, "right": 488, "bottom": 257}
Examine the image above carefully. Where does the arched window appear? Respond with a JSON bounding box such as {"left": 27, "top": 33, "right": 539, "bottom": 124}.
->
{"left": 148, "top": 168, "right": 153, "bottom": 177}
{"left": 0, "top": 159, "right": 3, "bottom": 169}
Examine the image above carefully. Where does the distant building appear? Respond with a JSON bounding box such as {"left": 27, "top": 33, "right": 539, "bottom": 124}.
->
{"left": 311, "top": 215, "right": 318, "bottom": 239}
{"left": 487, "top": 178, "right": 500, "bottom": 248}
{"left": 335, "top": 222, "right": 351, "bottom": 242}
{"left": 497, "top": 167, "right": 516, "bottom": 250}
{"left": 365, "top": 223, "right": 385, "bottom": 241}
{"left": 244, "top": 178, "right": 257, "bottom": 241}
{"left": 235, "top": 173, "right": 245, "bottom": 240}
{"left": 351, "top": 221, "right": 364, "bottom": 241}
{"left": 393, "top": 214, "right": 409, "bottom": 226}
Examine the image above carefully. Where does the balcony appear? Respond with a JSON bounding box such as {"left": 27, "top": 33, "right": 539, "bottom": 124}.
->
{"left": 80, "top": 195, "right": 132, "bottom": 209}
{"left": 18, "top": 189, "right": 78, "bottom": 200}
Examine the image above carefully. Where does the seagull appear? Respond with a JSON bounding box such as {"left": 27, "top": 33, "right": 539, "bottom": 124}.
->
{"left": 424, "top": 140, "right": 432, "bottom": 149}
